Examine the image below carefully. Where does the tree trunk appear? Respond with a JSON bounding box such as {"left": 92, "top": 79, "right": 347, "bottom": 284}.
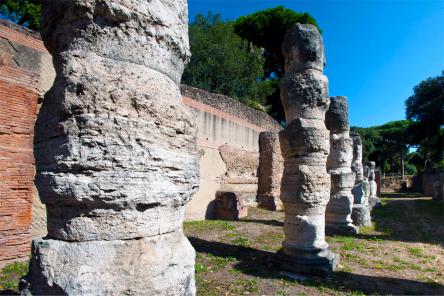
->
{"left": 401, "top": 149, "right": 405, "bottom": 180}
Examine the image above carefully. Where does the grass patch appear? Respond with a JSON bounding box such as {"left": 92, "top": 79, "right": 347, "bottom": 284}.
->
{"left": 228, "top": 279, "right": 259, "bottom": 294}
{"left": 0, "top": 261, "right": 28, "bottom": 292}
{"left": 407, "top": 247, "right": 424, "bottom": 257}
{"left": 330, "top": 236, "right": 367, "bottom": 252}
{"left": 184, "top": 220, "right": 235, "bottom": 233}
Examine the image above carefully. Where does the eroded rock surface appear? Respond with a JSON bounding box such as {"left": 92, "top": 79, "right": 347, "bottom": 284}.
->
{"left": 325, "top": 96, "right": 358, "bottom": 235}
{"left": 21, "top": 1, "right": 197, "bottom": 295}
{"left": 257, "top": 132, "right": 284, "bottom": 211}
{"left": 350, "top": 133, "right": 372, "bottom": 227}
{"left": 274, "top": 23, "right": 338, "bottom": 277}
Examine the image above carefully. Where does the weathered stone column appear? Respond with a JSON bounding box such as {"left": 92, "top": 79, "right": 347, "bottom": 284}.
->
{"left": 366, "top": 161, "right": 382, "bottom": 208}
{"left": 20, "top": 1, "right": 198, "bottom": 295}
{"left": 257, "top": 131, "right": 284, "bottom": 211}
{"left": 274, "top": 23, "right": 339, "bottom": 276}
{"left": 325, "top": 96, "right": 358, "bottom": 235}
{"left": 350, "top": 132, "right": 372, "bottom": 227}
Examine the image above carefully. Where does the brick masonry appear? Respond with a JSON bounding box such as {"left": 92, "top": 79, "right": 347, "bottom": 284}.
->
{"left": 0, "top": 20, "right": 54, "bottom": 268}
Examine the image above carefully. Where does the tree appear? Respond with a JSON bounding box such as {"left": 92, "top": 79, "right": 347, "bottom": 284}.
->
{"left": 405, "top": 71, "right": 444, "bottom": 169}
{"left": 182, "top": 13, "right": 275, "bottom": 111}
{"left": 351, "top": 120, "right": 413, "bottom": 177}
{"left": 0, "top": 0, "right": 41, "bottom": 31}
{"left": 234, "top": 6, "right": 320, "bottom": 122}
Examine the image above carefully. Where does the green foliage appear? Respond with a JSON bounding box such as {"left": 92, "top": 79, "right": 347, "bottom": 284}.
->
{"left": 234, "top": 6, "right": 320, "bottom": 79}
{"left": 351, "top": 120, "right": 413, "bottom": 175}
{"left": 405, "top": 70, "right": 444, "bottom": 168}
{"left": 0, "top": 261, "right": 28, "bottom": 292}
{"left": 0, "top": 0, "right": 41, "bottom": 31}
{"left": 234, "top": 6, "right": 320, "bottom": 122}
{"left": 182, "top": 13, "right": 274, "bottom": 112}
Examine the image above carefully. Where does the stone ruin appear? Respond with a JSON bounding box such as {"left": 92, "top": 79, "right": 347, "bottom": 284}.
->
{"left": 366, "top": 161, "right": 382, "bottom": 208}
{"left": 257, "top": 131, "right": 284, "bottom": 211}
{"left": 274, "top": 23, "right": 339, "bottom": 276}
{"left": 20, "top": 0, "right": 198, "bottom": 295}
{"left": 325, "top": 96, "right": 359, "bottom": 235}
{"left": 351, "top": 132, "right": 372, "bottom": 227}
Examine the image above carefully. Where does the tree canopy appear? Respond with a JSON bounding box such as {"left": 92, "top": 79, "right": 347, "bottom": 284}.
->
{"left": 233, "top": 6, "right": 321, "bottom": 122}
{"left": 182, "top": 13, "right": 274, "bottom": 112}
{"left": 0, "top": 0, "right": 40, "bottom": 31}
{"left": 352, "top": 120, "right": 415, "bottom": 176}
{"left": 405, "top": 70, "right": 444, "bottom": 168}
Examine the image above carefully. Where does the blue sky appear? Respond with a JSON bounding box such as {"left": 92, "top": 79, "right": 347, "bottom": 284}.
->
{"left": 188, "top": 0, "right": 444, "bottom": 127}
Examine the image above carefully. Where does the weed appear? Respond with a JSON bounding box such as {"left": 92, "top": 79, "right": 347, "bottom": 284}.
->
{"left": 275, "top": 290, "right": 289, "bottom": 296}
{"left": 407, "top": 247, "right": 423, "bottom": 257}
{"left": 184, "top": 220, "right": 235, "bottom": 233}
{"left": 228, "top": 279, "right": 259, "bottom": 294}
{"left": 0, "top": 261, "right": 28, "bottom": 292}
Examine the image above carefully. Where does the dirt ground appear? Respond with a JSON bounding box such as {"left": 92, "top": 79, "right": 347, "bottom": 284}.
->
{"left": 185, "top": 194, "right": 444, "bottom": 296}
{"left": 1, "top": 194, "right": 443, "bottom": 295}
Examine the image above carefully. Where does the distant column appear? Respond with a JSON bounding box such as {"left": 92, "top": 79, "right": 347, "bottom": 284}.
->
{"left": 274, "top": 23, "right": 339, "bottom": 276}
{"left": 257, "top": 131, "right": 284, "bottom": 211}
{"left": 351, "top": 133, "right": 372, "bottom": 227}
{"left": 325, "top": 96, "right": 359, "bottom": 235}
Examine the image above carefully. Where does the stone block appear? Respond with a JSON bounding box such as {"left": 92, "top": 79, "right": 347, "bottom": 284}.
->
{"left": 214, "top": 191, "right": 248, "bottom": 220}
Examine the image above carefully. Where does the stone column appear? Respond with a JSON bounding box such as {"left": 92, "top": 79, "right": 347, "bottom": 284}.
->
{"left": 366, "top": 161, "right": 382, "bottom": 208}
{"left": 20, "top": 1, "right": 198, "bottom": 295}
{"left": 325, "top": 96, "right": 358, "bottom": 235}
{"left": 274, "top": 24, "right": 339, "bottom": 276}
{"left": 350, "top": 133, "right": 372, "bottom": 227}
{"left": 257, "top": 131, "right": 284, "bottom": 211}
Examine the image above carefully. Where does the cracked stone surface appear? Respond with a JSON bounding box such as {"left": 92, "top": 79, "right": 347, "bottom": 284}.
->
{"left": 350, "top": 133, "right": 372, "bottom": 227}
{"left": 325, "top": 96, "right": 358, "bottom": 235}
{"left": 20, "top": 1, "right": 197, "bottom": 295}
{"left": 257, "top": 131, "right": 284, "bottom": 211}
{"left": 274, "top": 23, "right": 338, "bottom": 277}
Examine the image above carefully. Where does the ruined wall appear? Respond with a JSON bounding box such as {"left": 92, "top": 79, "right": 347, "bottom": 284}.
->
{"left": 181, "top": 85, "right": 281, "bottom": 220}
{"left": 0, "top": 20, "right": 55, "bottom": 268}
{"left": 0, "top": 21, "right": 282, "bottom": 269}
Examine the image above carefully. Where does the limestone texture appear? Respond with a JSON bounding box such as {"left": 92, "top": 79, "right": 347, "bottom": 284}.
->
{"left": 351, "top": 204, "right": 372, "bottom": 227}
{"left": 350, "top": 132, "right": 364, "bottom": 183}
{"left": 257, "top": 131, "right": 284, "bottom": 211}
{"left": 350, "top": 133, "right": 372, "bottom": 227}
{"left": 21, "top": 1, "right": 198, "bottom": 295}
{"left": 365, "top": 161, "right": 382, "bottom": 209}
{"left": 325, "top": 96, "right": 358, "bottom": 235}
{"left": 274, "top": 24, "right": 339, "bottom": 277}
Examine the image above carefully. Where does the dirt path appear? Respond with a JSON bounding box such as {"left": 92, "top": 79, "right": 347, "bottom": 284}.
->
{"left": 185, "top": 195, "right": 444, "bottom": 296}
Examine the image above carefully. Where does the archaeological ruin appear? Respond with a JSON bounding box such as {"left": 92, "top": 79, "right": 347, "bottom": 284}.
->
{"left": 1, "top": 1, "right": 441, "bottom": 295}
{"left": 20, "top": 0, "right": 198, "bottom": 294}
{"left": 274, "top": 23, "right": 339, "bottom": 276}
{"left": 351, "top": 132, "right": 372, "bottom": 227}
{"left": 257, "top": 131, "right": 284, "bottom": 211}
{"left": 325, "top": 96, "right": 359, "bottom": 235}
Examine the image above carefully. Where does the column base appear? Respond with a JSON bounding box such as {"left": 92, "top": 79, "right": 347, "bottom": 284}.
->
{"left": 20, "top": 231, "right": 195, "bottom": 296}
{"left": 368, "top": 196, "right": 382, "bottom": 209}
{"left": 273, "top": 248, "right": 339, "bottom": 277}
{"left": 326, "top": 223, "right": 359, "bottom": 236}
{"left": 352, "top": 204, "right": 372, "bottom": 227}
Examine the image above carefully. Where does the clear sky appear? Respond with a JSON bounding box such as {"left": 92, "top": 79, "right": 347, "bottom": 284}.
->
{"left": 188, "top": 0, "right": 444, "bottom": 127}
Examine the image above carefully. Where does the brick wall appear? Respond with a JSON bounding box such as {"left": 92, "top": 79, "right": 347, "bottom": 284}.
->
{"left": 0, "top": 20, "right": 54, "bottom": 268}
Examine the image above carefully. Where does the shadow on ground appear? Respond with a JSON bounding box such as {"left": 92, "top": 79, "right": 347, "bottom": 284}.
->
{"left": 189, "top": 236, "right": 444, "bottom": 295}
{"left": 367, "top": 197, "right": 444, "bottom": 246}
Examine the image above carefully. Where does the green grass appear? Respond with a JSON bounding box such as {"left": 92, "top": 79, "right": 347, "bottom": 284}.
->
{"left": 184, "top": 220, "right": 235, "bottom": 233}
{"left": 407, "top": 247, "right": 424, "bottom": 257}
{"left": 328, "top": 236, "right": 367, "bottom": 252}
{"left": 228, "top": 279, "right": 259, "bottom": 294}
{"left": 0, "top": 261, "right": 28, "bottom": 292}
